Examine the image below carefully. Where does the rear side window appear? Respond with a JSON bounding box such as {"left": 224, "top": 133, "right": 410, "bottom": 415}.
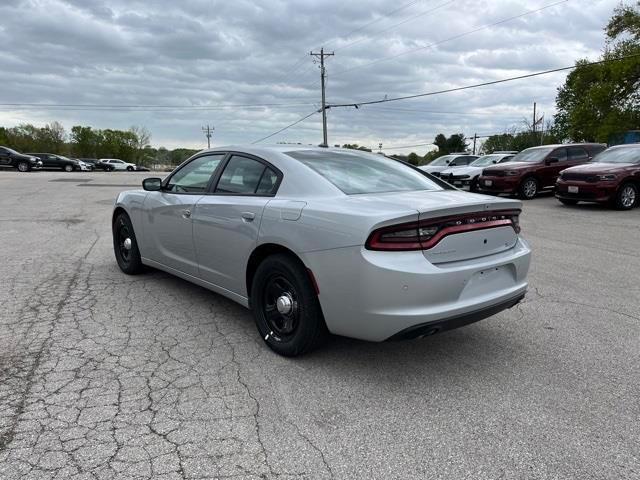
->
{"left": 215, "top": 155, "right": 279, "bottom": 195}
{"left": 568, "top": 147, "right": 588, "bottom": 161}
{"left": 166, "top": 154, "right": 225, "bottom": 193}
{"left": 551, "top": 148, "right": 568, "bottom": 162}
{"left": 287, "top": 150, "right": 441, "bottom": 195}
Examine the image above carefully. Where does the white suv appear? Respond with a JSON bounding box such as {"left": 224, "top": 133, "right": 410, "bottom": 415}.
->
{"left": 99, "top": 158, "right": 137, "bottom": 171}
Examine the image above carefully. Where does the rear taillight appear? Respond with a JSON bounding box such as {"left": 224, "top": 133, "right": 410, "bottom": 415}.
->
{"left": 366, "top": 210, "right": 521, "bottom": 251}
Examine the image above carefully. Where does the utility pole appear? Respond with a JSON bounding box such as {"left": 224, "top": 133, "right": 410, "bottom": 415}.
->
{"left": 310, "top": 48, "right": 334, "bottom": 147}
{"left": 472, "top": 133, "right": 478, "bottom": 155}
{"left": 202, "top": 125, "right": 214, "bottom": 149}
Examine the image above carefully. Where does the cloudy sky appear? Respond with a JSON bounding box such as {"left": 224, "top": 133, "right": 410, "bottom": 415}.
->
{"left": 0, "top": 0, "right": 621, "bottom": 154}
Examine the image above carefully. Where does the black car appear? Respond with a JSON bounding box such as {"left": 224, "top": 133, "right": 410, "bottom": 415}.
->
{"left": 28, "top": 153, "right": 81, "bottom": 172}
{"left": 82, "top": 158, "right": 114, "bottom": 171}
{"left": 0, "top": 146, "right": 43, "bottom": 172}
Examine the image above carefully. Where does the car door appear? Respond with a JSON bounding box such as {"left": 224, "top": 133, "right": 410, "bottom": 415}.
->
{"left": 142, "top": 153, "right": 226, "bottom": 276}
{"left": 50, "top": 155, "right": 64, "bottom": 169}
{"left": 541, "top": 147, "right": 568, "bottom": 187}
{"left": 109, "top": 160, "right": 123, "bottom": 170}
{"left": 0, "top": 148, "right": 12, "bottom": 166}
{"left": 193, "top": 153, "right": 281, "bottom": 295}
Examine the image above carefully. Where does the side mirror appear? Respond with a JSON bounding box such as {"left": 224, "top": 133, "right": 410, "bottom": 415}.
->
{"left": 545, "top": 157, "right": 559, "bottom": 165}
{"left": 142, "top": 177, "right": 162, "bottom": 191}
{"left": 492, "top": 160, "right": 497, "bottom": 164}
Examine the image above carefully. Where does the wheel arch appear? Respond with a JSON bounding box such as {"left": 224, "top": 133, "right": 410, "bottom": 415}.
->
{"left": 246, "top": 243, "right": 309, "bottom": 299}
{"left": 112, "top": 206, "right": 130, "bottom": 227}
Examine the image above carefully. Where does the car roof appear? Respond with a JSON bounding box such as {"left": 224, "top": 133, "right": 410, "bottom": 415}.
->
{"left": 524, "top": 143, "right": 605, "bottom": 150}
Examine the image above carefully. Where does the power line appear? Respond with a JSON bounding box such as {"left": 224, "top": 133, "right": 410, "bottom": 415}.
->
{"left": 252, "top": 110, "right": 319, "bottom": 144}
{"left": 326, "top": 53, "right": 640, "bottom": 109}
{"left": 322, "top": 0, "right": 426, "bottom": 50}
{"left": 365, "top": 105, "right": 525, "bottom": 117}
{"left": 333, "top": 0, "right": 454, "bottom": 53}
{"left": 326, "top": 0, "right": 569, "bottom": 79}
{"left": 0, "top": 101, "right": 318, "bottom": 111}
{"left": 284, "top": 0, "right": 433, "bottom": 88}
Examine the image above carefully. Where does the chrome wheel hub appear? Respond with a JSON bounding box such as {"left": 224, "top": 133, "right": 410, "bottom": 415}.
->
{"left": 621, "top": 187, "right": 635, "bottom": 207}
{"left": 123, "top": 238, "right": 132, "bottom": 250}
{"left": 276, "top": 294, "right": 293, "bottom": 315}
{"left": 524, "top": 180, "right": 536, "bottom": 197}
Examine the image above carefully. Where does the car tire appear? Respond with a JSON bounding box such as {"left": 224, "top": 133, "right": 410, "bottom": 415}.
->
{"left": 64, "top": 164, "right": 73, "bottom": 172}
{"left": 614, "top": 182, "right": 638, "bottom": 210}
{"left": 251, "top": 254, "right": 328, "bottom": 357}
{"left": 470, "top": 176, "right": 479, "bottom": 192}
{"left": 17, "top": 161, "right": 30, "bottom": 172}
{"left": 127, "top": 166, "right": 134, "bottom": 171}
{"left": 559, "top": 199, "right": 578, "bottom": 206}
{"left": 112, "top": 212, "right": 144, "bottom": 275}
{"left": 518, "top": 177, "right": 538, "bottom": 200}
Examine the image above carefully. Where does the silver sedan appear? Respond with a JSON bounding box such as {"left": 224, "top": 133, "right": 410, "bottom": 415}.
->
{"left": 112, "top": 146, "right": 531, "bottom": 356}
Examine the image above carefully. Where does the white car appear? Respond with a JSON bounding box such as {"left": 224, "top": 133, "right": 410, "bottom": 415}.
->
{"left": 440, "top": 152, "right": 516, "bottom": 191}
{"left": 100, "top": 158, "right": 137, "bottom": 171}
{"left": 75, "top": 159, "right": 93, "bottom": 171}
{"left": 419, "top": 154, "right": 479, "bottom": 177}
{"left": 112, "top": 145, "right": 531, "bottom": 356}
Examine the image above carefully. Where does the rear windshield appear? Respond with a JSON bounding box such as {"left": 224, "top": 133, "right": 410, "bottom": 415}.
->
{"left": 286, "top": 150, "right": 442, "bottom": 195}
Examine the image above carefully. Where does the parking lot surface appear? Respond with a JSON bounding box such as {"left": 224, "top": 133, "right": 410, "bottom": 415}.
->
{"left": 0, "top": 170, "right": 638, "bottom": 480}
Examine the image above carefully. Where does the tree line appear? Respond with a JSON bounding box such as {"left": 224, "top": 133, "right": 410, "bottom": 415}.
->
{"left": 0, "top": 123, "right": 198, "bottom": 167}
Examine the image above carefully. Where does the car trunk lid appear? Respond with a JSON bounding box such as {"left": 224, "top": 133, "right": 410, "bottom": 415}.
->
{"left": 356, "top": 190, "right": 521, "bottom": 263}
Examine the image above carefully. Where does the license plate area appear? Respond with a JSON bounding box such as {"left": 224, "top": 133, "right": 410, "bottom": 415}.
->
{"left": 484, "top": 180, "right": 493, "bottom": 186}
{"left": 568, "top": 186, "right": 579, "bottom": 193}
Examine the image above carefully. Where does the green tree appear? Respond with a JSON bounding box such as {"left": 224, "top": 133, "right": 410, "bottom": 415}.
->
{"left": 341, "top": 143, "right": 372, "bottom": 152}
{"left": 406, "top": 152, "right": 420, "bottom": 165}
{"left": 554, "top": 2, "right": 640, "bottom": 142}
{"left": 70, "top": 126, "right": 100, "bottom": 157}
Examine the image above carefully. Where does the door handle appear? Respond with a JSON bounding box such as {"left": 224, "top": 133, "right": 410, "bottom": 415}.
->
{"left": 241, "top": 211, "right": 255, "bottom": 222}
{"left": 181, "top": 209, "right": 192, "bottom": 219}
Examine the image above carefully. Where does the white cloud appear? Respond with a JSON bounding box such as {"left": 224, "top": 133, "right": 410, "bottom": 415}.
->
{"left": 0, "top": 0, "right": 622, "bottom": 149}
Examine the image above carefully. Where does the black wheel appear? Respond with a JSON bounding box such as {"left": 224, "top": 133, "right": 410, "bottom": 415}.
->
{"left": 614, "top": 183, "right": 638, "bottom": 210}
{"left": 64, "top": 164, "right": 73, "bottom": 172}
{"left": 518, "top": 177, "right": 538, "bottom": 200}
{"left": 17, "top": 161, "right": 30, "bottom": 172}
{"left": 559, "top": 198, "right": 578, "bottom": 206}
{"left": 127, "top": 166, "right": 134, "bottom": 171}
{"left": 251, "top": 254, "right": 328, "bottom": 356}
{"left": 112, "top": 213, "right": 144, "bottom": 274}
{"left": 470, "top": 176, "right": 479, "bottom": 192}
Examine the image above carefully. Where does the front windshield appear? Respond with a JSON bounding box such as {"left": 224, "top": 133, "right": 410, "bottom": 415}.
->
{"left": 429, "top": 155, "right": 456, "bottom": 166}
{"left": 2, "top": 147, "right": 18, "bottom": 154}
{"left": 592, "top": 147, "right": 640, "bottom": 164}
{"left": 511, "top": 147, "right": 554, "bottom": 163}
{"left": 287, "top": 150, "right": 442, "bottom": 195}
{"left": 471, "top": 155, "right": 507, "bottom": 167}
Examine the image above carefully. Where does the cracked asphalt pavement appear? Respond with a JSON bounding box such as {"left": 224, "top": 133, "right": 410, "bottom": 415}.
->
{"left": 0, "top": 170, "right": 638, "bottom": 479}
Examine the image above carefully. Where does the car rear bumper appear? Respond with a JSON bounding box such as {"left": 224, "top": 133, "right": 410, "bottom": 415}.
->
{"left": 555, "top": 180, "right": 616, "bottom": 203}
{"left": 387, "top": 292, "right": 525, "bottom": 340}
{"left": 303, "top": 238, "right": 531, "bottom": 342}
{"left": 477, "top": 176, "right": 520, "bottom": 193}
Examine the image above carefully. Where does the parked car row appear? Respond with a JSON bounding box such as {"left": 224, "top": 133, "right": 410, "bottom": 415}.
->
{"left": 0, "top": 146, "right": 149, "bottom": 172}
{"left": 419, "top": 143, "right": 639, "bottom": 210}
